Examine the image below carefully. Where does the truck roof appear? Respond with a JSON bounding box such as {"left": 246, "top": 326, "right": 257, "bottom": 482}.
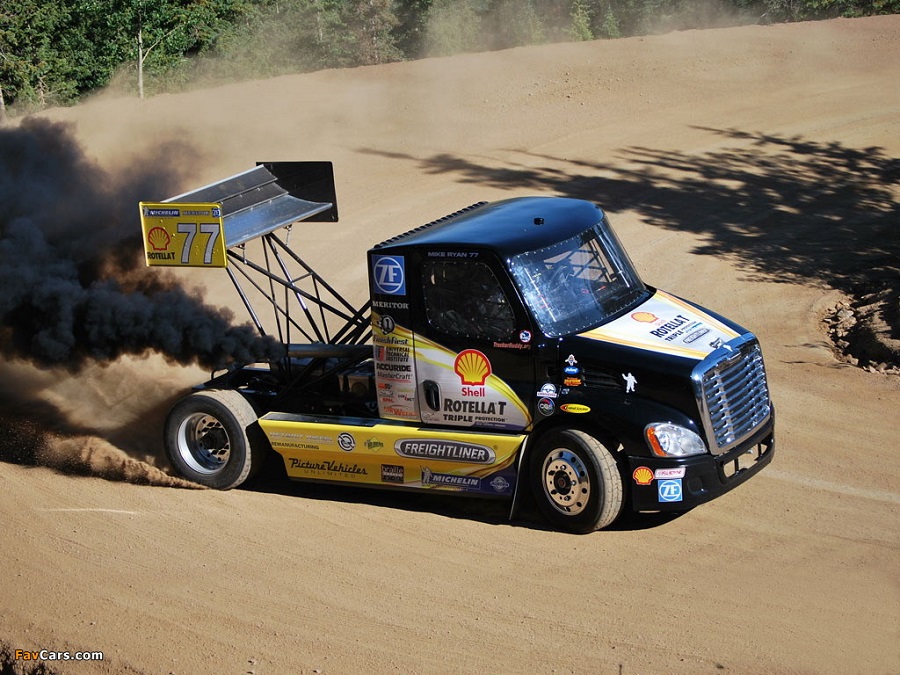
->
{"left": 372, "top": 197, "right": 606, "bottom": 257}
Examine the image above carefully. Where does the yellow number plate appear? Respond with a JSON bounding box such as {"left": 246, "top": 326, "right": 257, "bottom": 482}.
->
{"left": 139, "top": 202, "right": 227, "bottom": 268}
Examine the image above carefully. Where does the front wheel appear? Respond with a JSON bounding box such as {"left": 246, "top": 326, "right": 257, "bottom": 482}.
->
{"left": 529, "top": 429, "right": 624, "bottom": 533}
{"left": 164, "top": 389, "right": 265, "bottom": 489}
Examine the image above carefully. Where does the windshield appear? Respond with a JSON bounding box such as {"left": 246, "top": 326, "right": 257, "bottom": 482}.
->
{"left": 508, "top": 219, "right": 647, "bottom": 337}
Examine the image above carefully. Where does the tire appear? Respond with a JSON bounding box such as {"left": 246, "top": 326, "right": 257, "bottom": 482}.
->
{"left": 529, "top": 429, "right": 624, "bottom": 533}
{"left": 164, "top": 389, "right": 265, "bottom": 489}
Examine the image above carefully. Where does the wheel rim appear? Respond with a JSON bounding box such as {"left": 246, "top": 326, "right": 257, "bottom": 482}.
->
{"left": 176, "top": 413, "right": 232, "bottom": 475}
{"left": 541, "top": 448, "right": 591, "bottom": 516}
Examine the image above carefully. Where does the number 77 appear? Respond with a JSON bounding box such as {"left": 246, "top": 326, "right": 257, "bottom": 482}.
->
{"left": 177, "top": 222, "right": 221, "bottom": 265}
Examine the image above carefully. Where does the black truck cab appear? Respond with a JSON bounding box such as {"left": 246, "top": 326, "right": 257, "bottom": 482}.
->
{"left": 367, "top": 197, "right": 774, "bottom": 529}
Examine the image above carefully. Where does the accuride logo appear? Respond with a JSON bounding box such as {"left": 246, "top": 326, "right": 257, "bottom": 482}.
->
{"left": 395, "top": 439, "right": 495, "bottom": 464}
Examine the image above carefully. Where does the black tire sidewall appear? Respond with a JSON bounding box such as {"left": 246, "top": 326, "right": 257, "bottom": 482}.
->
{"left": 529, "top": 428, "right": 619, "bottom": 534}
{"left": 164, "top": 390, "right": 256, "bottom": 489}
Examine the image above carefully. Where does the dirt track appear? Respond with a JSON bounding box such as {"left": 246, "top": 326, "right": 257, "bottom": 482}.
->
{"left": 2, "top": 15, "right": 899, "bottom": 675}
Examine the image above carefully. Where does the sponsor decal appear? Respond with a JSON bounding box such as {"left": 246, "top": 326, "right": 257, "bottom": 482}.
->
{"left": 140, "top": 202, "right": 226, "bottom": 268}
{"left": 683, "top": 327, "right": 710, "bottom": 344}
{"left": 658, "top": 478, "right": 683, "bottom": 503}
{"left": 559, "top": 403, "right": 590, "bottom": 414}
{"left": 648, "top": 315, "right": 689, "bottom": 338}
{"left": 376, "top": 314, "right": 396, "bottom": 334}
{"left": 565, "top": 354, "right": 578, "bottom": 366}
{"left": 144, "top": 207, "right": 181, "bottom": 217}
{"left": 146, "top": 251, "right": 176, "bottom": 261}
{"left": 289, "top": 458, "right": 367, "bottom": 476}
{"left": 633, "top": 466, "right": 654, "bottom": 485}
{"left": 454, "top": 349, "right": 491, "bottom": 386}
{"left": 372, "top": 255, "right": 406, "bottom": 295}
{"left": 537, "top": 398, "right": 555, "bottom": 416}
{"left": 563, "top": 365, "right": 580, "bottom": 376}
{"left": 381, "top": 464, "right": 404, "bottom": 483}
{"left": 441, "top": 398, "right": 508, "bottom": 420}
{"left": 395, "top": 439, "right": 495, "bottom": 464}
{"left": 422, "top": 467, "right": 480, "bottom": 489}
{"left": 365, "top": 437, "right": 384, "bottom": 452}
{"left": 519, "top": 330, "right": 532, "bottom": 344}
{"left": 376, "top": 361, "right": 413, "bottom": 375}
{"left": 490, "top": 476, "right": 511, "bottom": 493}
{"left": 372, "top": 299, "right": 409, "bottom": 310}
{"left": 537, "top": 383, "right": 558, "bottom": 398}
{"left": 654, "top": 467, "right": 686, "bottom": 479}
{"left": 492, "top": 341, "right": 529, "bottom": 350}
{"left": 265, "top": 431, "right": 334, "bottom": 451}
{"left": 631, "top": 311, "right": 659, "bottom": 323}
{"left": 337, "top": 432, "right": 356, "bottom": 452}
{"left": 622, "top": 372, "right": 638, "bottom": 393}
{"left": 563, "top": 377, "right": 583, "bottom": 387}
{"left": 581, "top": 292, "right": 740, "bottom": 360}
{"left": 381, "top": 404, "right": 417, "bottom": 419}
{"left": 147, "top": 226, "right": 171, "bottom": 251}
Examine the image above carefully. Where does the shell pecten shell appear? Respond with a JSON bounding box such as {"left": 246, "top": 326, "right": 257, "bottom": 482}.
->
{"left": 454, "top": 349, "right": 491, "bottom": 386}
{"left": 147, "top": 226, "right": 171, "bottom": 251}
{"left": 631, "top": 311, "right": 658, "bottom": 323}
{"left": 632, "top": 466, "right": 654, "bottom": 486}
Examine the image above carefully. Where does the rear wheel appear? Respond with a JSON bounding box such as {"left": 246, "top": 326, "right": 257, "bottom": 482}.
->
{"left": 529, "top": 429, "right": 624, "bottom": 533}
{"left": 164, "top": 389, "right": 265, "bottom": 489}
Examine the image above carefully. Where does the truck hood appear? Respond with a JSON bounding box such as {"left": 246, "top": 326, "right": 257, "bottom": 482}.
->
{"left": 578, "top": 290, "right": 740, "bottom": 361}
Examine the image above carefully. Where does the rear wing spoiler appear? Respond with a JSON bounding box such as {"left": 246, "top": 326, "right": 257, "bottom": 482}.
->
{"left": 139, "top": 162, "right": 337, "bottom": 268}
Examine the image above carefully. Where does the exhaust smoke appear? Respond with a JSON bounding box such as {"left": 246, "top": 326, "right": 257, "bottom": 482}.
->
{"left": 0, "top": 117, "right": 282, "bottom": 486}
{"left": 0, "top": 117, "right": 285, "bottom": 372}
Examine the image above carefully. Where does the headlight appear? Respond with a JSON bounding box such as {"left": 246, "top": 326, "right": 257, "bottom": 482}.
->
{"left": 645, "top": 423, "right": 707, "bottom": 457}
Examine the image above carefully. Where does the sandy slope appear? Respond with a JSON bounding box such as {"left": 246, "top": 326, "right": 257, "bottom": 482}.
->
{"left": 2, "top": 15, "right": 899, "bottom": 675}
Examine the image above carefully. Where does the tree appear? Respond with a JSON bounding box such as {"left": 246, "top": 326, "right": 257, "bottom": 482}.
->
{"left": 345, "top": 0, "right": 403, "bottom": 65}
{"left": 423, "top": 0, "right": 484, "bottom": 56}
{"left": 570, "top": 0, "right": 595, "bottom": 40}
{"left": 0, "top": 0, "right": 80, "bottom": 109}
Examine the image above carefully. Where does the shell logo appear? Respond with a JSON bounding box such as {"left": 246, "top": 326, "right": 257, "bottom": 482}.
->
{"left": 632, "top": 466, "right": 654, "bottom": 486}
{"left": 147, "top": 226, "right": 171, "bottom": 251}
{"left": 631, "top": 311, "right": 658, "bottom": 323}
{"left": 454, "top": 349, "right": 491, "bottom": 386}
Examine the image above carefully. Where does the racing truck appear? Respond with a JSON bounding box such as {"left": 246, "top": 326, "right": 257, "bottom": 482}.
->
{"left": 139, "top": 162, "right": 774, "bottom": 533}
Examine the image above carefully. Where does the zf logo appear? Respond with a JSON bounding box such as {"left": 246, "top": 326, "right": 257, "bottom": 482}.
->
{"left": 657, "top": 479, "right": 683, "bottom": 503}
{"left": 372, "top": 255, "right": 406, "bottom": 295}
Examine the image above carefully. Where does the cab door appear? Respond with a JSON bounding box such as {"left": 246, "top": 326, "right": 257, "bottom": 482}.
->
{"left": 410, "top": 250, "right": 536, "bottom": 432}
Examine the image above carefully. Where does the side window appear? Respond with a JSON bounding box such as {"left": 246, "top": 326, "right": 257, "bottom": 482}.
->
{"left": 422, "top": 260, "right": 516, "bottom": 341}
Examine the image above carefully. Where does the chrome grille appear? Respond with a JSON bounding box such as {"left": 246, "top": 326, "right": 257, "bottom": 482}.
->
{"left": 694, "top": 337, "right": 771, "bottom": 455}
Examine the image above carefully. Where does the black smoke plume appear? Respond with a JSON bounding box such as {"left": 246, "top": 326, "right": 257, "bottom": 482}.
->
{"left": 0, "top": 117, "right": 285, "bottom": 371}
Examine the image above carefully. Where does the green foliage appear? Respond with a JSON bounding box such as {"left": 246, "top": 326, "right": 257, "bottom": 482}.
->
{"left": 0, "top": 0, "right": 896, "bottom": 111}
{"left": 423, "top": 0, "right": 485, "bottom": 56}
{"left": 570, "top": 0, "right": 596, "bottom": 40}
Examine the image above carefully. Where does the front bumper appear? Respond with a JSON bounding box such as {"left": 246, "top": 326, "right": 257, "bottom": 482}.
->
{"left": 626, "top": 414, "right": 775, "bottom": 512}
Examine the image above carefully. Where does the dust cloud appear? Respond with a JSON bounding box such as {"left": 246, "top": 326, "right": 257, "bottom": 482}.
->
{"left": 0, "top": 117, "right": 276, "bottom": 484}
